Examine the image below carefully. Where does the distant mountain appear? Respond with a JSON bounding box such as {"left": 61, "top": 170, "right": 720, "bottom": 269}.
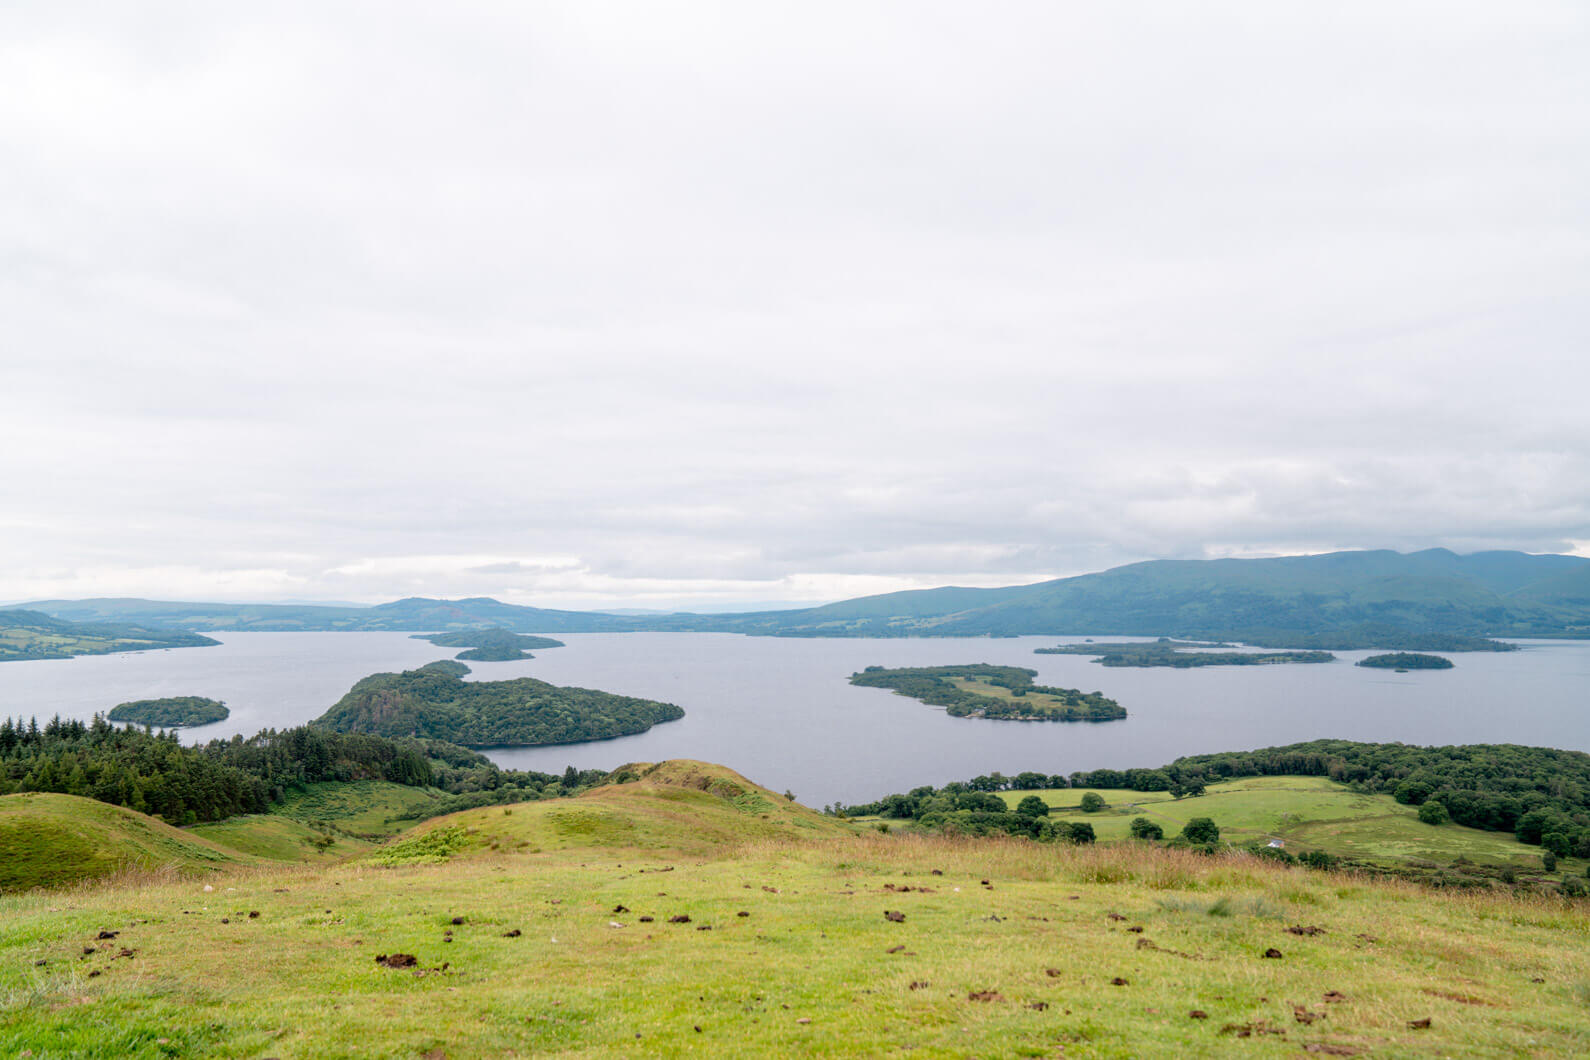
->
{"left": 712, "top": 548, "right": 1590, "bottom": 645}
{"left": 24, "top": 549, "right": 1590, "bottom": 647}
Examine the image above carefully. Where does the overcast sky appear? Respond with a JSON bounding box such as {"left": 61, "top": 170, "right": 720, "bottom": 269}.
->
{"left": 3, "top": 3, "right": 1587, "bottom": 610}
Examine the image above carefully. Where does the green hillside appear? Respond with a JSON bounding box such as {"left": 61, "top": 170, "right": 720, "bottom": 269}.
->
{"left": 0, "top": 609, "right": 219, "bottom": 662}
{"left": 1, "top": 763, "right": 1587, "bottom": 1058}
{"left": 0, "top": 792, "right": 249, "bottom": 891}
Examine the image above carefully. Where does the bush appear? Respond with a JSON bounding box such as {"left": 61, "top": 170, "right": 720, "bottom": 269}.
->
{"left": 1129, "top": 817, "right": 1163, "bottom": 840}
{"left": 1182, "top": 817, "right": 1220, "bottom": 844}
{"left": 1542, "top": 831, "right": 1573, "bottom": 859}
{"left": 1015, "top": 795, "right": 1050, "bottom": 818}
{"left": 1299, "top": 850, "right": 1337, "bottom": 870}
{"left": 1067, "top": 821, "right": 1096, "bottom": 844}
{"left": 1079, "top": 792, "right": 1106, "bottom": 813}
{"left": 1418, "top": 800, "right": 1449, "bottom": 825}
{"left": 1542, "top": 850, "right": 1558, "bottom": 873}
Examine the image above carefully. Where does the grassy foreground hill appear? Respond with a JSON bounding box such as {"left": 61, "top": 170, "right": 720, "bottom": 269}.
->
{"left": 3, "top": 762, "right": 1589, "bottom": 1057}
{"left": 0, "top": 793, "right": 249, "bottom": 891}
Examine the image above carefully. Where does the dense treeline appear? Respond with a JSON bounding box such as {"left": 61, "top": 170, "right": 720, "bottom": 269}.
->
{"left": 107, "top": 696, "right": 230, "bottom": 727}
{"left": 840, "top": 740, "right": 1590, "bottom": 857}
{"left": 0, "top": 714, "right": 591, "bottom": 827}
{"left": 313, "top": 666, "right": 685, "bottom": 746}
{"left": 1356, "top": 653, "right": 1454, "bottom": 670}
{"left": 0, "top": 715, "right": 268, "bottom": 824}
{"left": 849, "top": 665, "right": 1125, "bottom": 721}
{"left": 1036, "top": 642, "right": 1335, "bottom": 667}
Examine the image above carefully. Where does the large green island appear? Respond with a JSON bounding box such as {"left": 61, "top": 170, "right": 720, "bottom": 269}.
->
{"left": 849, "top": 664, "right": 1126, "bottom": 721}
{"left": 412, "top": 628, "right": 566, "bottom": 661}
{"left": 1357, "top": 652, "right": 1454, "bottom": 670}
{"left": 1036, "top": 640, "right": 1335, "bottom": 667}
{"left": 312, "top": 665, "right": 683, "bottom": 746}
{"left": 107, "top": 696, "right": 230, "bottom": 727}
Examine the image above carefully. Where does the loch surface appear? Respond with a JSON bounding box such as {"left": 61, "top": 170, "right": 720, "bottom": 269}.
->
{"left": 2, "top": 632, "right": 1586, "bottom": 805}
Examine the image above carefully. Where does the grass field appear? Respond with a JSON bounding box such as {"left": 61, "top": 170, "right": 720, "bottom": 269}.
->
{"left": 947, "top": 675, "right": 1084, "bottom": 713}
{"left": 997, "top": 777, "right": 1580, "bottom": 874}
{"left": 190, "top": 815, "right": 374, "bottom": 862}
{"left": 273, "top": 781, "right": 450, "bottom": 839}
{"left": 2, "top": 763, "right": 1589, "bottom": 1057}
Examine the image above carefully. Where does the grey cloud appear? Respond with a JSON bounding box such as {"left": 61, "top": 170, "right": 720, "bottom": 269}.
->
{"left": 1, "top": 2, "right": 1587, "bottom": 607}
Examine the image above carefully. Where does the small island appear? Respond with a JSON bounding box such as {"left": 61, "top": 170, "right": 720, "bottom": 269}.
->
{"left": 1357, "top": 653, "right": 1454, "bottom": 671}
{"left": 1036, "top": 640, "right": 1335, "bottom": 668}
{"left": 849, "top": 664, "right": 1126, "bottom": 722}
{"left": 411, "top": 628, "right": 566, "bottom": 662}
{"left": 312, "top": 665, "right": 684, "bottom": 746}
{"left": 107, "top": 696, "right": 230, "bottom": 728}
{"left": 417, "top": 659, "right": 472, "bottom": 677}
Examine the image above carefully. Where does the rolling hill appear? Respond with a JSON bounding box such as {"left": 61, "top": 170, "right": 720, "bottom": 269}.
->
{"left": 2, "top": 762, "right": 1588, "bottom": 1057}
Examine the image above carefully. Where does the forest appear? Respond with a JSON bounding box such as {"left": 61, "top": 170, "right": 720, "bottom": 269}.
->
{"left": 849, "top": 664, "right": 1125, "bottom": 721}
{"left": 107, "top": 696, "right": 230, "bottom": 727}
{"left": 0, "top": 714, "right": 599, "bottom": 826}
{"left": 312, "top": 665, "right": 685, "bottom": 746}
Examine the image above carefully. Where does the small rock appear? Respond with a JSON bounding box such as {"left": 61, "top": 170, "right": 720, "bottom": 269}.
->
{"left": 1263, "top": 948, "right": 1283, "bottom": 959}
{"left": 1408, "top": 1017, "right": 1432, "bottom": 1030}
{"left": 502, "top": 929, "right": 521, "bottom": 938}
{"left": 1110, "top": 977, "right": 1129, "bottom": 987}
{"left": 450, "top": 917, "right": 465, "bottom": 926}
{"left": 796, "top": 1017, "right": 811, "bottom": 1024}
{"left": 883, "top": 910, "right": 905, "bottom": 923}
{"left": 248, "top": 911, "right": 260, "bottom": 919}
{"left": 668, "top": 915, "right": 691, "bottom": 924}
{"left": 1189, "top": 1010, "right": 1208, "bottom": 1020}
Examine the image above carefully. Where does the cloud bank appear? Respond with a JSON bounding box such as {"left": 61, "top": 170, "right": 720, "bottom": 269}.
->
{"left": 3, "top": 3, "right": 1587, "bottom": 607}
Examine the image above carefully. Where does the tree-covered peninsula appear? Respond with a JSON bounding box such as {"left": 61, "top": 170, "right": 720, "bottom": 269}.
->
{"left": 0, "top": 609, "right": 218, "bottom": 662}
{"left": 412, "top": 628, "right": 565, "bottom": 661}
{"left": 1357, "top": 652, "right": 1454, "bottom": 670}
{"left": 312, "top": 665, "right": 684, "bottom": 746}
{"left": 107, "top": 696, "right": 229, "bottom": 728}
{"left": 849, "top": 664, "right": 1125, "bottom": 721}
{"left": 1035, "top": 640, "right": 1335, "bottom": 667}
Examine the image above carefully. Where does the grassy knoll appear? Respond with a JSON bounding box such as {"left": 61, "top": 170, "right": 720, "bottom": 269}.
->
{"left": 0, "top": 793, "right": 249, "bottom": 892}
{"left": 999, "top": 777, "right": 1580, "bottom": 873}
{"left": 3, "top": 764, "right": 1589, "bottom": 1057}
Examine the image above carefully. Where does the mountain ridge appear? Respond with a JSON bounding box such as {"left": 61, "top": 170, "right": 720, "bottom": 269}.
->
{"left": 21, "top": 548, "right": 1590, "bottom": 647}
